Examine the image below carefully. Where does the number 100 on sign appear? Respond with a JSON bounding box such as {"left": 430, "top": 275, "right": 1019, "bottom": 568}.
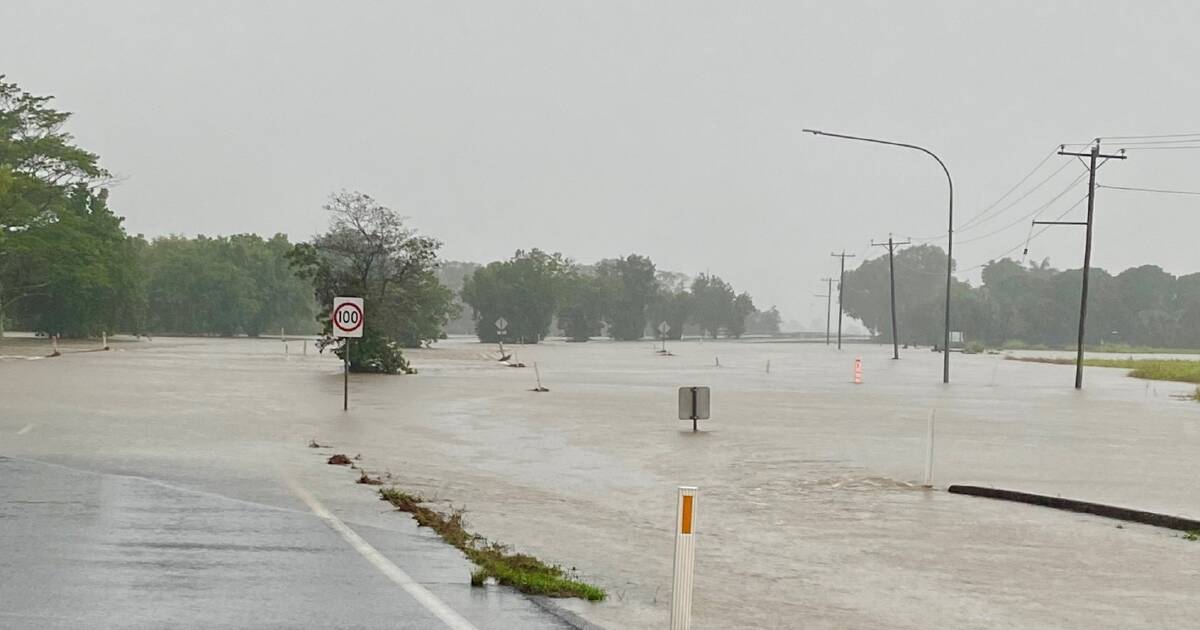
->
{"left": 332, "top": 297, "right": 364, "bottom": 338}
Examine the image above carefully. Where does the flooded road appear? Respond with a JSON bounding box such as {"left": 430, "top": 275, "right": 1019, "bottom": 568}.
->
{"left": 2, "top": 336, "right": 1197, "bottom": 628}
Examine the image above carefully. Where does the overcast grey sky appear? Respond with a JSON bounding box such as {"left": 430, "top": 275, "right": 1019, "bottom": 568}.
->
{"left": 3, "top": 1, "right": 1198, "bottom": 329}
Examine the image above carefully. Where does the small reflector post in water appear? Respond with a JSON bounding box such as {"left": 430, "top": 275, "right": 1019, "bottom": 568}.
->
{"left": 671, "top": 486, "right": 698, "bottom": 630}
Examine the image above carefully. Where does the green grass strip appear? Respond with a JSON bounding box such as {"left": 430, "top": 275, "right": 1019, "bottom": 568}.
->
{"left": 1008, "top": 356, "right": 1200, "bottom": 388}
{"left": 379, "top": 488, "right": 605, "bottom": 601}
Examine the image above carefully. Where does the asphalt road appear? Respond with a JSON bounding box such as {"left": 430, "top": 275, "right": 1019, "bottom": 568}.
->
{"left": 0, "top": 455, "right": 576, "bottom": 630}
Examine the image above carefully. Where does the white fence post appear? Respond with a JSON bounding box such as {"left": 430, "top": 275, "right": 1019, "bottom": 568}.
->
{"left": 670, "top": 486, "right": 699, "bottom": 630}
{"left": 923, "top": 410, "right": 936, "bottom": 487}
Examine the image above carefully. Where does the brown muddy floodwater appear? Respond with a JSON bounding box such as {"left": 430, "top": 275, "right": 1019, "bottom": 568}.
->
{"left": 2, "top": 335, "right": 1198, "bottom": 629}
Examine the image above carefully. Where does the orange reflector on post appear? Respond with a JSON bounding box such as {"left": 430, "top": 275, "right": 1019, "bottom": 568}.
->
{"left": 681, "top": 495, "right": 694, "bottom": 534}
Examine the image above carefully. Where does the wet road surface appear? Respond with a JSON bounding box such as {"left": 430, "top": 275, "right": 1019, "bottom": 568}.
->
{"left": 0, "top": 455, "right": 571, "bottom": 629}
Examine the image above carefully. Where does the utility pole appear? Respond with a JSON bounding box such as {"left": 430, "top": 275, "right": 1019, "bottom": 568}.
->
{"left": 816, "top": 278, "right": 834, "bottom": 345}
{"left": 830, "top": 251, "right": 856, "bottom": 349}
{"left": 1036, "top": 140, "right": 1126, "bottom": 389}
{"left": 871, "top": 235, "right": 911, "bottom": 359}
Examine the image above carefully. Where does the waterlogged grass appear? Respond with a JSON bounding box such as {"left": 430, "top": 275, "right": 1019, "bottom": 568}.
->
{"left": 1001, "top": 340, "right": 1200, "bottom": 355}
{"left": 1008, "top": 356, "right": 1200, "bottom": 389}
{"left": 379, "top": 488, "right": 605, "bottom": 601}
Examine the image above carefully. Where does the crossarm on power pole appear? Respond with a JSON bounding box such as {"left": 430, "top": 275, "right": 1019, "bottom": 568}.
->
{"left": 1045, "top": 141, "right": 1127, "bottom": 389}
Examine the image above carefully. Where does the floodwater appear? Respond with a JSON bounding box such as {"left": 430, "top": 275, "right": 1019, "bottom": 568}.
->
{"left": 2, "top": 335, "right": 1198, "bottom": 629}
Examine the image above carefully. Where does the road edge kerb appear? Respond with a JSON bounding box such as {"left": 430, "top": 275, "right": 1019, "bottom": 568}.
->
{"left": 528, "top": 596, "right": 606, "bottom": 630}
{"left": 947, "top": 485, "right": 1200, "bottom": 532}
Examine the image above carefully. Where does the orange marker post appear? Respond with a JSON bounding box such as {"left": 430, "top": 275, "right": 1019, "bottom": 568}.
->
{"left": 671, "top": 486, "right": 699, "bottom": 630}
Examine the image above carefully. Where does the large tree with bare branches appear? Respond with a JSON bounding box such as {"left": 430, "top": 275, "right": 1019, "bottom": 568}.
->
{"left": 290, "top": 191, "right": 457, "bottom": 372}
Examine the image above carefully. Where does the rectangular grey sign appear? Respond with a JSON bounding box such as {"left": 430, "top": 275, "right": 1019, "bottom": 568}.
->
{"left": 678, "top": 386, "right": 710, "bottom": 420}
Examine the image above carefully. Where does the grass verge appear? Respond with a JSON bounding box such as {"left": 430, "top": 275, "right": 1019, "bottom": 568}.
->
{"left": 379, "top": 487, "right": 605, "bottom": 601}
{"left": 1002, "top": 341, "right": 1200, "bottom": 355}
{"left": 1008, "top": 356, "right": 1200, "bottom": 392}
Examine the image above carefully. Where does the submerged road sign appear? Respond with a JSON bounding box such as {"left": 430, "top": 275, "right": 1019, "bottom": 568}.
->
{"left": 678, "top": 386, "right": 710, "bottom": 432}
{"left": 332, "top": 297, "right": 363, "bottom": 411}
{"left": 332, "top": 297, "right": 364, "bottom": 338}
{"left": 495, "top": 317, "right": 508, "bottom": 335}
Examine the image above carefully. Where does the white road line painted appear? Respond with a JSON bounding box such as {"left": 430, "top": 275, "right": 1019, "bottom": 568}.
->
{"left": 283, "top": 476, "right": 479, "bottom": 630}
{"left": 16, "top": 424, "right": 33, "bottom": 435}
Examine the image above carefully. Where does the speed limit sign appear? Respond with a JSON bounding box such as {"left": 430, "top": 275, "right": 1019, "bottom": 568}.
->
{"left": 332, "top": 297, "right": 364, "bottom": 338}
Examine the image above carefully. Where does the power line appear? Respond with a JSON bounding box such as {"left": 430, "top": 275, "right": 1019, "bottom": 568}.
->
{"left": 1100, "top": 132, "right": 1200, "bottom": 140}
{"left": 1098, "top": 184, "right": 1200, "bottom": 196}
{"left": 947, "top": 194, "right": 1090, "bottom": 275}
{"left": 1119, "top": 145, "right": 1200, "bottom": 151}
{"left": 956, "top": 158, "right": 1073, "bottom": 232}
{"left": 908, "top": 147, "right": 1065, "bottom": 241}
{"left": 950, "top": 174, "right": 1088, "bottom": 246}
{"left": 956, "top": 148, "right": 1059, "bottom": 231}
{"left": 1101, "top": 138, "right": 1200, "bottom": 146}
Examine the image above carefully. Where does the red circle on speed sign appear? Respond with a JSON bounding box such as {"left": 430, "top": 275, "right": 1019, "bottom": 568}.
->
{"left": 332, "top": 301, "right": 363, "bottom": 333}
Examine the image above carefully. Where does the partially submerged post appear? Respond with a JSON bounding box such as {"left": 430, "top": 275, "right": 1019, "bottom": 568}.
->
{"left": 923, "top": 410, "right": 936, "bottom": 488}
{"left": 670, "top": 486, "right": 699, "bottom": 630}
{"left": 495, "top": 316, "right": 510, "bottom": 361}
{"left": 531, "top": 361, "right": 549, "bottom": 392}
{"left": 657, "top": 321, "right": 671, "bottom": 354}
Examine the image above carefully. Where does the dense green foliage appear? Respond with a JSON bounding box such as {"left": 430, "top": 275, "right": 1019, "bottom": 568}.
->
{"left": 290, "top": 191, "right": 458, "bottom": 373}
{"left": 141, "top": 233, "right": 316, "bottom": 336}
{"left": 596, "top": 255, "right": 658, "bottom": 340}
{"left": 461, "top": 251, "right": 767, "bottom": 342}
{"left": 842, "top": 244, "right": 1200, "bottom": 349}
{"left": 688, "top": 274, "right": 756, "bottom": 339}
{"left": 0, "top": 77, "right": 320, "bottom": 339}
{"left": 0, "top": 75, "right": 141, "bottom": 337}
{"left": 460, "top": 249, "right": 571, "bottom": 343}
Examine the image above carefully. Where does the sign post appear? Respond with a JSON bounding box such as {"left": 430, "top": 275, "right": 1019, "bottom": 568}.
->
{"left": 657, "top": 321, "right": 671, "bottom": 354}
{"left": 495, "top": 316, "right": 509, "bottom": 359}
{"left": 332, "top": 297, "right": 364, "bottom": 411}
{"left": 670, "top": 486, "right": 699, "bottom": 630}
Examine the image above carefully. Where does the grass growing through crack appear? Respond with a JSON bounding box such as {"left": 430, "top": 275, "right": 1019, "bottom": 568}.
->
{"left": 379, "top": 487, "right": 605, "bottom": 601}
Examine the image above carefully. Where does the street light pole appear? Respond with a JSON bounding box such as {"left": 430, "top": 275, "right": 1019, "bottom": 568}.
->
{"left": 803, "top": 129, "right": 954, "bottom": 383}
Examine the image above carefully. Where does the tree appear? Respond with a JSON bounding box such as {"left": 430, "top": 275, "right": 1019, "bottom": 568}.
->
{"left": 140, "top": 234, "right": 315, "bottom": 337}
{"left": 842, "top": 245, "right": 967, "bottom": 345}
{"left": 690, "top": 274, "right": 736, "bottom": 338}
{"left": 557, "top": 270, "right": 606, "bottom": 341}
{"left": 597, "top": 254, "right": 657, "bottom": 340}
{"left": 727, "top": 292, "right": 756, "bottom": 338}
{"left": 0, "top": 75, "right": 139, "bottom": 337}
{"left": 460, "top": 249, "right": 570, "bottom": 343}
{"left": 745, "top": 306, "right": 782, "bottom": 335}
{"left": 290, "top": 191, "right": 457, "bottom": 373}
